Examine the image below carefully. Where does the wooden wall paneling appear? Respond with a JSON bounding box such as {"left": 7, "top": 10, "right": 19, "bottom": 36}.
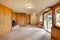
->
{"left": 31, "top": 14, "right": 39, "bottom": 25}
{"left": 0, "top": 4, "right": 12, "bottom": 37}
{"left": 16, "top": 13, "right": 27, "bottom": 26}
{"left": 51, "top": 2, "right": 60, "bottom": 40}
{"left": 11, "top": 12, "right": 16, "bottom": 20}
{"left": 52, "top": 27, "right": 60, "bottom": 40}
{"left": 51, "top": 2, "right": 60, "bottom": 26}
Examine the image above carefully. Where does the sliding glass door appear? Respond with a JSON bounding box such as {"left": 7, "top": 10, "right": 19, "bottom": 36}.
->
{"left": 48, "top": 12, "right": 52, "bottom": 32}
{"left": 39, "top": 15, "right": 43, "bottom": 24}
{"left": 44, "top": 11, "right": 52, "bottom": 33}
{"left": 44, "top": 13, "right": 47, "bottom": 30}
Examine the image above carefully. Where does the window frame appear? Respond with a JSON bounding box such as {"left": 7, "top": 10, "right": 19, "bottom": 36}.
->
{"left": 55, "top": 7, "right": 60, "bottom": 27}
{"left": 39, "top": 14, "right": 43, "bottom": 24}
{"left": 43, "top": 10, "right": 52, "bottom": 33}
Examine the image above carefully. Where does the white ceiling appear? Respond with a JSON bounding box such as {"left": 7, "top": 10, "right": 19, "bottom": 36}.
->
{"left": 0, "top": 0, "right": 60, "bottom": 14}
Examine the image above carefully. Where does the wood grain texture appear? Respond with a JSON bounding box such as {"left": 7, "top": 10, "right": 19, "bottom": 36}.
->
{"left": 11, "top": 12, "right": 16, "bottom": 20}
{"left": 31, "top": 14, "right": 39, "bottom": 25}
{"left": 52, "top": 27, "right": 60, "bottom": 40}
{"left": 51, "top": 2, "right": 60, "bottom": 40}
{"left": 0, "top": 4, "right": 12, "bottom": 37}
{"left": 16, "top": 13, "right": 27, "bottom": 26}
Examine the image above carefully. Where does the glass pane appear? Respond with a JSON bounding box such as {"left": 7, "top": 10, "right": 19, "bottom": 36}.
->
{"left": 39, "top": 15, "right": 43, "bottom": 24}
{"left": 44, "top": 14, "right": 47, "bottom": 30}
{"left": 48, "top": 13, "right": 52, "bottom": 32}
{"left": 56, "top": 13, "right": 60, "bottom": 27}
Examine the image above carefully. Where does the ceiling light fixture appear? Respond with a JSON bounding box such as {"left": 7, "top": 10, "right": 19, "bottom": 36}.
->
{"left": 25, "top": 3, "right": 33, "bottom": 9}
{"left": 25, "top": 0, "right": 33, "bottom": 9}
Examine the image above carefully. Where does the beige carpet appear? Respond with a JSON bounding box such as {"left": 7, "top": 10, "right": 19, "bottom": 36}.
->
{"left": 0, "top": 25, "right": 50, "bottom": 40}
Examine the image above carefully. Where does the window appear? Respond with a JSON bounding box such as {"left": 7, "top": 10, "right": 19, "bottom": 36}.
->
{"left": 44, "top": 13, "right": 47, "bottom": 30}
{"left": 39, "top": 15, "right": 43, "bottom": 24}
{"left": 44, "top": 11, "right": 52, "bottom": 33}
{"left": 48, "top": 12, "right": 52, "bottom": 32}
{"left": 56, "top": 8, "right": 60, "bottom": 27}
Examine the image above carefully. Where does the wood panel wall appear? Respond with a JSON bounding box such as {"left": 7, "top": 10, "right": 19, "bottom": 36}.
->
{"left": 16, "top": 13, "right": 27, "bottom": 26}
{"left": 11, "top": 12, "right": 16, "bottom": 20}
{"left": 26, "top": 15, "right": 31, "bottom": 24}
{"left": 51, "top": 27, "right": 60, "bottom": 40}
{"left": 51, "top": 2, "right": 60, "bottom": 40}
{"left": 31, "top": 14, "right": 39, "bottom": 25}
{"left": 0, "top": 4, "right": 12, "bottom": 37}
